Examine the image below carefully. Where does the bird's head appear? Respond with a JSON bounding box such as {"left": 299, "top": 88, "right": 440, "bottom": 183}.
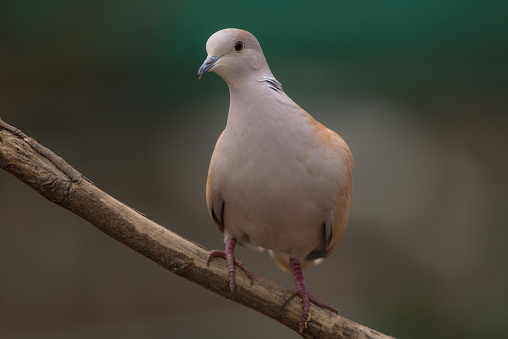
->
{"left": 198, "top": 28, "right": 272, "bottom": 84}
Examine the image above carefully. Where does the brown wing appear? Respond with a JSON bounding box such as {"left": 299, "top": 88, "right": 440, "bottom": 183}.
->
{"left": 323, "top": 136, "right": 354, "bottom": 257}
{"left": 301, "top": 129, "right": 354, "bottom": 263}
{"left": 206, "top": 131, "right": 225, "bottom": 232}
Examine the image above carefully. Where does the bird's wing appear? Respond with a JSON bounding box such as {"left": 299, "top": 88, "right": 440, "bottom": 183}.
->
{"left": 324, "top": 135, "right": 354, "bottom": 257}
{"left": 206, "top": 131, "right": 225, "bottom": 233}
{"left": 300, "top": 126, "right": 353, "bottom": 263}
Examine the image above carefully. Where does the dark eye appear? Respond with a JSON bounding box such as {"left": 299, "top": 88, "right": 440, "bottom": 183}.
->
{"left": 234, "top": 40, "right": 244, "bottom": 52}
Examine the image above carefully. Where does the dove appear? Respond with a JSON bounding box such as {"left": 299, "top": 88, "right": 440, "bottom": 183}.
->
{"left": 198, "top": 28, "right": 353, "bottom": 331}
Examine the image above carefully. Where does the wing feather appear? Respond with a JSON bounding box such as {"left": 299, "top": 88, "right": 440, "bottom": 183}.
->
{"left": 206, "top": 132, "right": 225, "bottom": 232}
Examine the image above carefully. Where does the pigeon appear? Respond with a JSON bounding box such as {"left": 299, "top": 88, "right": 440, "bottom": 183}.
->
{"left": 198, "top": 28, "right": 353, "bottom": 331}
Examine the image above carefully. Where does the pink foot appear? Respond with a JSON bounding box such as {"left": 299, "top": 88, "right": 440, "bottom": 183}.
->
{"left": 207, "top": 238, "right": 253, "bottom": 296}
{"left": 282, "top": 258, "right": 338, "bottom": 332}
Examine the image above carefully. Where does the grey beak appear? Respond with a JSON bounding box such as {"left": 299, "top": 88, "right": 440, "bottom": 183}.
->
{"left": 198, "top": 55, "right": 220, "bottom": 79}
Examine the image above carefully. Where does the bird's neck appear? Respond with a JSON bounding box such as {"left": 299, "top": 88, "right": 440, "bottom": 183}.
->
{"left": 224, "top": 74, "right": 296, "bottom": 139}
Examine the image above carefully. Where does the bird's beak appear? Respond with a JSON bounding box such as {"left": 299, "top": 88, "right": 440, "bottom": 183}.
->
{"left": 198, "top": 55, "right": 220, "bottom": 79}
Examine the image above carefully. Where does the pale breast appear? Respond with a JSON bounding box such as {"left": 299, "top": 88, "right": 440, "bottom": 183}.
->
{"left": 208, "top": 100, "right": 348, "bottom": 260}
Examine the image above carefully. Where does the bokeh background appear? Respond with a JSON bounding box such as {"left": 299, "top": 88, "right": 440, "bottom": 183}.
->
{"left": 1, "top": 1, "right": 507, "bottom": 338}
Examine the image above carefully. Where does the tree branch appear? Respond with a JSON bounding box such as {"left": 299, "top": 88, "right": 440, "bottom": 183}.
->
{"left": 0, "top": 118, "right": 393, "bottom": 339}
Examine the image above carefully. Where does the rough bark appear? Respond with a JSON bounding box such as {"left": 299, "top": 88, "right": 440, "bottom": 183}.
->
{"left": 0, "top": 118, "right": 394, "bottom": 339}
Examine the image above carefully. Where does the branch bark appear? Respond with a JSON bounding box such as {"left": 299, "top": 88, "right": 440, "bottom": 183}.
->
{"left": 0, "top": 118, "right": 393, "bottom": 339}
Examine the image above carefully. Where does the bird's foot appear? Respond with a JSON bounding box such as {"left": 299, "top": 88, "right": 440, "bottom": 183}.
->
{"left": 283, "top": 284, "right": 338, "bottom": 313}
{"left": 207, "top": 238, "right": 253, "bottom": 296}
{"left": 283, "top": 258, "right": 338, "bottom": 332}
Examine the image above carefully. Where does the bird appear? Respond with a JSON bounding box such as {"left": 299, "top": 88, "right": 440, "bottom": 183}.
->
{"left": 198, "top": 28, "right": 353, "bottom": 332}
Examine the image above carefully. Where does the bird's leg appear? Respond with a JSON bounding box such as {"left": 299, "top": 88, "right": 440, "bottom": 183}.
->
{"left": 207, "top": 237, "right": 253, "bottom": 296}
{"left": 283, "top": 258, "right": 338, "bottom": 332}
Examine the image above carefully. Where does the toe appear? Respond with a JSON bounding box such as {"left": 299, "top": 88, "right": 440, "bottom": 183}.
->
{"left": 234, "top": 258, "right": 253, "bottom": 284}
{"left": 207, "top": 250, "right": 226, "bottom": 266}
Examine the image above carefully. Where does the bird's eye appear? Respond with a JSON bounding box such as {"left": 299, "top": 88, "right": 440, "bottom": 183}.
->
{"left": 234, "top": 40, "right": 244, "bottom": 52}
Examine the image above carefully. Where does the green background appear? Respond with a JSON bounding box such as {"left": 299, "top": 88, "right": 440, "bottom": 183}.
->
{"left": 1, "top": 1, "right": 507, "bottom": 338}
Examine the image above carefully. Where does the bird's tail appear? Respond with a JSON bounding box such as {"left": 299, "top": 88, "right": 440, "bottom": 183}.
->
{"left": 268, "top": 250, "right": 323, "bottom": 272}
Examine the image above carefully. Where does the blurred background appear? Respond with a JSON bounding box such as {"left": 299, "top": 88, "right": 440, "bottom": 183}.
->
{"left": 1, "top": 1, "right": 507, "bottom": 338}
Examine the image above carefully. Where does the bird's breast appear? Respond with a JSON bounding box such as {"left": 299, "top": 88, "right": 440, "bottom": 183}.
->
{"left": 209, "top": 112, "right": 346, "bottom": 259}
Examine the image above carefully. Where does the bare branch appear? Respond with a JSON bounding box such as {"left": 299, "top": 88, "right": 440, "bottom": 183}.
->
{"left": 0, "top": 118, "right": 394, "bottom": 339}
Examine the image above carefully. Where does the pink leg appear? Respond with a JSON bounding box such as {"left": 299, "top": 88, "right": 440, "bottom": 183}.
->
{"left": 207, "top": 238, "right": 253, "bottom": 296}
{"left": 283, "top": 258, "right": 338, "bottom": 332}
